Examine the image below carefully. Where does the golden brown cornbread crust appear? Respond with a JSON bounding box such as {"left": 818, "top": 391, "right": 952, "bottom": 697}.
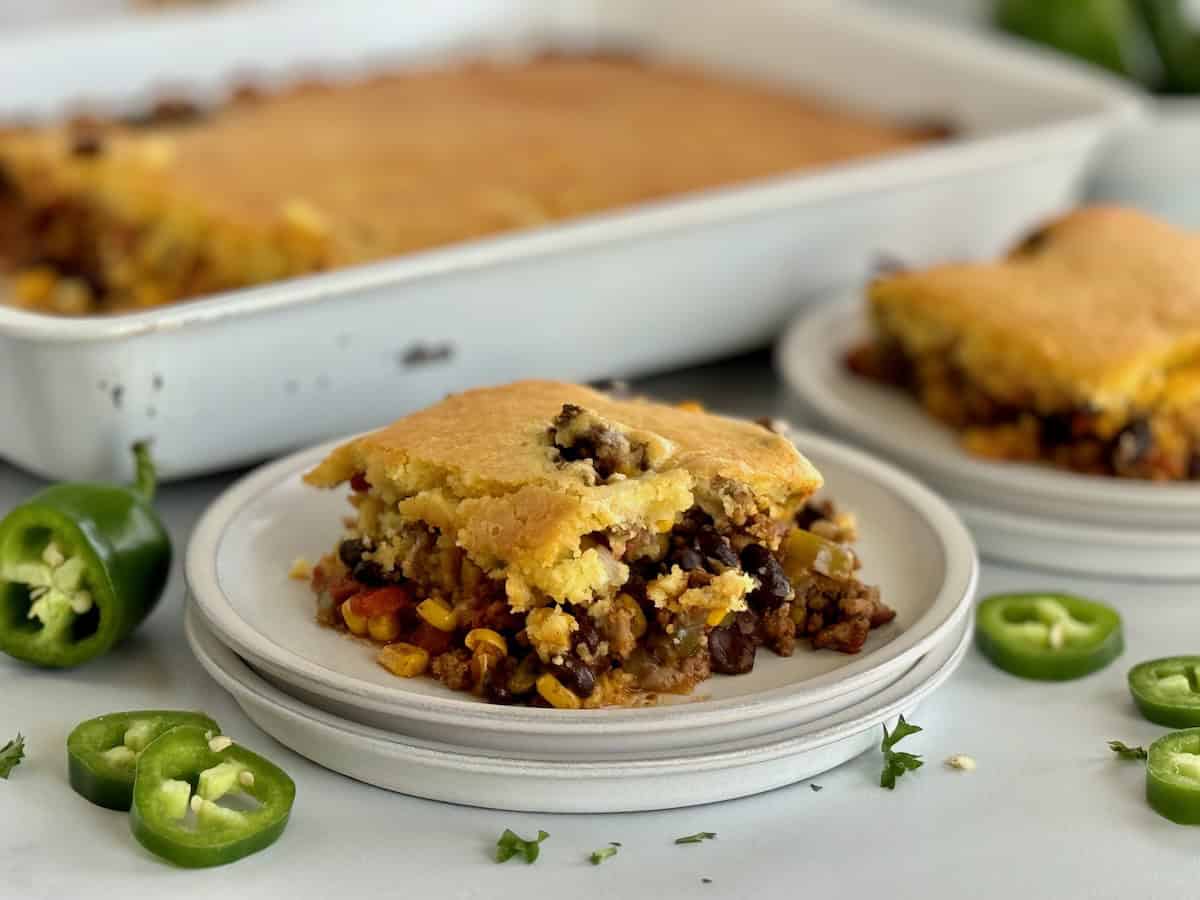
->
{"left": 305, "top": 381, "right": 821, "bottom": 604}
{"left": 856, "top": 206, "right": 1200, "bottom": 480}
{"left": 869, "top": 207, "right": 1200, "bottom": 415}
{"left": 0, "top": 56, "right": 935, "bottom": 315}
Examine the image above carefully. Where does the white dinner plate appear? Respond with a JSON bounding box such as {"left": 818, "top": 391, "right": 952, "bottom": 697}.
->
{"left": 185, "top": 606, "right": 973, "bottom": 813}
{"left": 186, "top": 429, "right": 976, "bottom": 755}
{"left": 778, "top": 300, "right": 1200, "bottom": 530}
{"left": 955, "top": 500, "right": 1200, "bottom": 580}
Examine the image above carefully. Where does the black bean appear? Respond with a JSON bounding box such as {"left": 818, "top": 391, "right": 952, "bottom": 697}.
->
{"left": 697, "top": 529, "right": 738, "bottom": 569}
{"left": 794, "top": 503, "right": 823, "bottom": 531}
{"left": 485, "top": 680, "right": 514, "bottom": 704}
{"left": 674, "top": 547, "right": 705, "bottom": 572}
{"left": 708, "top": 624, "right": 756, "bottom": 675}
{"left": 1040, "top": 412, "right": 1076, "bottom": 447}
{"left": 740, "top": 544, "right": 792, "bottom": 609}
{"left": 338, "top": 538, "right": 367, "bottom": 569}
{"left": 574, "top": 614, "right": 602, "bottom": 654}
{"left": 674, "top": 508, "right": 711, "bottom": 536}
{"left": 484, "top": 657, "right": 516, "bottom": 705}
{"left": 1111, "top": 418, "right": 1154, "bottom": 470}
{"left": 549, "top": 656, "right": 596, "bottom": 698}
{"left": 352, "top": 559, "right": 388, "bottom": 587}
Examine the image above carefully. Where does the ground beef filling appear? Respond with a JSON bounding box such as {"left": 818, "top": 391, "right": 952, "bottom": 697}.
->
{"left": 847, "top": 340, "right": 1200, "bottom": 481}
{"left": 313, "top": 498, "right": 893, "bottom": 706}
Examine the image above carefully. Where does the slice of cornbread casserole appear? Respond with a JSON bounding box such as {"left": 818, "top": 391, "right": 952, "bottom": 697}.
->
{"left": 850, "top": 207, "right": 1200, "bottom": 480}
{"left": 303, "top": 381, "right": 894, "bottom": 708}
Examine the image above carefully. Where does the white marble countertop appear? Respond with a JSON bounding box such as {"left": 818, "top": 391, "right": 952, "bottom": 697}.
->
{"left": 2, "top": 353, "right": 1193, "bottom": 899}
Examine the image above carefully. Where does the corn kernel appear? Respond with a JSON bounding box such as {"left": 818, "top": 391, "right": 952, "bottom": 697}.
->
{"left": 13, "top": 267, "right": 57, "bottom": 307}
{"left": 465, "top": 628, "right": 507, "bottom": 656}
{"left": 616, "top": 593, "right": 647, "bottom": 639}
{"left": 368, "top": 613, "right": 401, "bottom": 643}
{"left": 378, "top": 642, "right": 429, "bottom": 678}
{"left": 706, "top": 606, "right": 731, "bottom": 627}
{"left": 340, "top": 598, "right": 368, "bottom": 636}
{"left": 417, "top": 597, "right": 458, "bottom": 632}
{"left": 536, "top": 673, "right": 581, "bottom": 710}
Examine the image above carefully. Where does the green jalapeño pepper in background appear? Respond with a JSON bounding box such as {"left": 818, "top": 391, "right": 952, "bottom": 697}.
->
{"left": 1135, "top": 0, "right": 1200, "bottom": 93}
{"left": 68, "top": 710, "right": 221, "bottom": 811}
{"left": 131, "top": 725, "right": 296, "bottom": 867}
{"left": 0, "top": 443, "right": 170, "bottom": 668}
{"left": 995, "top": 0, "right": 1160, "bottom": 85}
{"left": 1129, "top": 656, "right": 1200, "bottom": 728}
{"left": 976, "top": 592, "right": 1123, "bottom": 681}
{"left": 1146, "top": 728, "right": 1200, "bottom": 825}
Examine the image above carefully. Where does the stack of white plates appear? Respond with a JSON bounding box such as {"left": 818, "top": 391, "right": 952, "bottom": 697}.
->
{"left": 779, "top": 299, "right": 1200, "bottom": 580}
{"left": 185, "top": 432, "right": 978, "bottom": 813}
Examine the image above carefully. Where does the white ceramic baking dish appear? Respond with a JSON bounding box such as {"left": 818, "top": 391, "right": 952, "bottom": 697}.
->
{"left": 0, "top": 0, "right": 1142, "bottom": 481}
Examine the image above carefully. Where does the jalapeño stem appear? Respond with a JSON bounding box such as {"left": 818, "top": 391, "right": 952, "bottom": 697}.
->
{"left": 131, "top": 442, "right": 158, "bottom": 503}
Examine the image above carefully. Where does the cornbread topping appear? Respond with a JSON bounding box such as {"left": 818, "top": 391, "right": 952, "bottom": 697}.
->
{"left": 849, "top": 207, "right": 1200, "bottom": 480}
{"left": 0, "top": 56, "right": 937, "bottom": 315}
{"left": 303, "top": 381, "right": 894, "bottom": 708}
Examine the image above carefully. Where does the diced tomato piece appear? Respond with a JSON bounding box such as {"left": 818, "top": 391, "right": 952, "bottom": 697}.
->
{"left": 326, "top": 576, "right": 360, "bottom": 605}
{"left": 351, "top": 585, "right": 414, "bottom": 618}
{"left": 350, "top": 472, "right": 370, "bottom": 493}
{"left": 408, "top": 622, "right": 454, "bottom": 656}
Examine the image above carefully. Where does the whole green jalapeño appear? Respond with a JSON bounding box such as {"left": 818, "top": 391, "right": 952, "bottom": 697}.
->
{"left": 0, "top": 443, "right": 170, "bottom": 667}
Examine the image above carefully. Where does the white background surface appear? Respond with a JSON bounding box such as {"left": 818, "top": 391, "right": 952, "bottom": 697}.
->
{"left": 1, "top": 356, "right": 1192, "bottom": 899}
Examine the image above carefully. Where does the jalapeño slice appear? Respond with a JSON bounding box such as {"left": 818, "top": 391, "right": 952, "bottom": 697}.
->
{"left": 1129, "top": 657, "right": 1200, "bottom": 728}
{"left": 130, "top": 725, "right": 295, "bottom": 868}
{"left": 68, "top": 710, "right": 221, "bottom": 811}
{"left": 1147, "top": 728, "right": 1200, "bottom": 825}
{"left": 975, "top": 592, "right": 1123, "bottom": 681}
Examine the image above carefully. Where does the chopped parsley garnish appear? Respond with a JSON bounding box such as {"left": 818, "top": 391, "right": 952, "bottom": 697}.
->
{"left": 675, "top": 831, "right": 717, "bottom": 845}
{"left": 809, "top": 783, "right": 823, "bottom": 792}
{"left": 1108, "top": 740, "right": 1148, "bottom": 760}
{"left": 495, "top": 828, "right": 549, "bottom": 864}
{"left": 879, "top": 715, "right": 924, "bottom": 790}
{"left": 0, "top": 734, "right": 25, "bottom": 779}
{"left": 702, "top": 877, "right": 713, "bottom": 884}
{"left": 589, "top": 844, "right": 619, "bottom": 865}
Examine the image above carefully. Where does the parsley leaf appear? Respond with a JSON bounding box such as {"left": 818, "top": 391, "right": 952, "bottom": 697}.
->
{"left": 675, "top": 831, "right": 717, "bottom": 845}
{"left": 880, "top": 715, "right": 924, "bottom": 789}
{"left": 589, "top": 844, "right": 619, "bottom": 865}
{"left": 1108, "top": 740, "right": 1148, "bottom": 761}
{"left": 0, "top": 734, "right": 25, "bottom": 779}
{"left": 809, "top": 783, "right": 823, "bottom": 792}
{"left": 495, "top": 828, "right": 549, "bottom": 864}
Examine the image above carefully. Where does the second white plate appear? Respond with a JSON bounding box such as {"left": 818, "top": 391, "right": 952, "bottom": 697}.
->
{"left": 186, "top": 429, "right": 977, "bottom": 755}
{"left": 778, "top": 300, "right": 1200, "bottom": 530}
{"left": 186, "top": 605, "right": 973, "bottom": 813}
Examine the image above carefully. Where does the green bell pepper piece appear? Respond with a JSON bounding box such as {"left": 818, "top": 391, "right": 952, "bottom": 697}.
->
{"left": 1128, "top": 656, "right": 1200, "bottom": 727}
{"left": 975, "top": 592, "right": 1123, "bottom": 681}
{"left": 130, "top": 725, "right": 296, "bottom": 868}
{"left": 0, "top": 443, "right": 171, "bottom": 668}
{"left": 68, "top": 710, "right": 220, "bottom": 810}
{"left": 1147, "top": 728, "right": 1200, "bottom": 824}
